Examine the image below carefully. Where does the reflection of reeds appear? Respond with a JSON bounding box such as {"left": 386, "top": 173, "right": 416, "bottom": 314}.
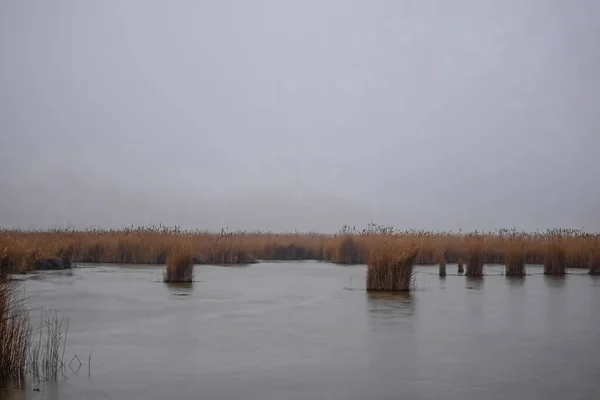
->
{"left": 163, "top": 248, "right": 194, "bottom": 283}
{"left": 366, "top": 244, "right": 418, "bottom": 292}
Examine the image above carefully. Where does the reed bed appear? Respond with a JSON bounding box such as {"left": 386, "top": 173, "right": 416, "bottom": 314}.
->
{"left": 163, "top": 247, "right": 194, "bottom": 283}
{"left": 0, "top": 226, "right": 598, "bottom": 272}
{"left": 366, "top": 243, "right": 419, "bottom": 292}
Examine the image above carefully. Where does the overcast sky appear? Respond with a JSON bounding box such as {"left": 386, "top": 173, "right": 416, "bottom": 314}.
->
{"left": 1, "top": 0, "right": 599, "bottom": 233}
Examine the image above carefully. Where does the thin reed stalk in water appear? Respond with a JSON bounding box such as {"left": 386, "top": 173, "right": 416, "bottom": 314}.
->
{"left": 29, "top": 308, "right": 70, "bottom": 380}
{"left": 163, "top": 248, "right": 194, "bottom": 283}
{"left": 0, "top": 270, "right": 31, "bottom": 383}
{"left": 366, "top": 244, "right": 418, "bottom": 292}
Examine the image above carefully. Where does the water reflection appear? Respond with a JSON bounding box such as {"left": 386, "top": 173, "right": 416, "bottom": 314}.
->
{"left": 0, "top": 378, "right": 33, "bottom": 400}
{"left": 465, "top": 276, "right": 484, "bottom": 290}
{"left": 505, "top": 276, "right": 525, "bottom": 286}
{"left": 589, "top": 275, "right": 600, "bottom": 286}
{"left": 544, "top": 275, "right": 566, "bottom": 288}
{"left": 164, "top": 282, "right": 194, "bottom": 298}
{"left": 366, "top": 291, "right": 415, "bottom": 318}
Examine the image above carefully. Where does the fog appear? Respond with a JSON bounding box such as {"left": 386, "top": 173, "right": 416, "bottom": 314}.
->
{"left": 1, "top": 0, "right": 599, "bottom": 232}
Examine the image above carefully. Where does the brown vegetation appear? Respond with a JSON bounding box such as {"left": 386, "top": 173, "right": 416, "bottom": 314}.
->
{"left": 465, "top": 236, "right": 485, "bottom": 277}
{"left": 1, "top": 263, "right": 71, "bottom": 383}
{"left": 505, "top": 236, "right": 526, "bottom": 276}
{"left": 163, "top": 247, "right": 194, "bottom": 283}
{"left": 0, "top": 226, "right": 598, "bottom": 272}
{"left": 0, "top": 267, "right": 31, "bottom": 382}
{"left": 588, "top": 243, "right": 600, "bottom": 275}
{"left": 544, "top": 237, "right": 566, "bottom": 275}
{"left": 366, "top": 243, "right": 419, "bottom": 292}
{"left": 437, "top": 249, "right": 446, "bottom": 277}
{"left": 457, "top": 258, "right": 464, "bottom": 274}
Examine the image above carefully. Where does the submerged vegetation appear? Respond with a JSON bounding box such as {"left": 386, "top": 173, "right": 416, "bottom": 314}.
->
{"left": 0, "top": 225, "right": 599, "bottom": 275}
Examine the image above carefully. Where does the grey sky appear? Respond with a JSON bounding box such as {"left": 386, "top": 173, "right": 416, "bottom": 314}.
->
{"left": 1, "top": 0, "right": 599, "bottom": 233}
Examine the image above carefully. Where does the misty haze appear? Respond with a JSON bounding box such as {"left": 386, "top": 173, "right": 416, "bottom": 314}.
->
{"left": 1, "top": 1, "right": 600, "bottom": 400}
{"left": 1, "top": 0, "right": 599, "bottom": 232}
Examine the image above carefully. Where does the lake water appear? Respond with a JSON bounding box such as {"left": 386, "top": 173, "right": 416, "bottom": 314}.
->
{"left": 2, "top": 262, "right": 600, "bottom": 399}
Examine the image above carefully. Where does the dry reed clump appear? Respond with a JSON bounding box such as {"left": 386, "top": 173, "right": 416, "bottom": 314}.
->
{"left": 163, "top": 248, "right": 194, "bottom": 283}
{"left": 437, "top": 250, "right": 446, "bottom": 277}
{"left": 0, "top": 266, "right": 31, "bottom": 382}
{"left": 457, "top": 258, "right": 464, "bottom": 274}
{"left": 588, "top": 245, "right": 600, "bottom": 275}
{"left": 332, "top": 235, "right": 365, "bottom": 264}
{"left": 465, "top": 237, "right": 485, "bottom": 277}
{"left": 366, "top": 244, "right": 419, "bottom": 292}
{"left": 544, "top": 238, "right": 566, "bottom": 276}
{"left": 1, "top": 265, "right": 71, "bottom": 383}
{"left": 505, "top": 239, "right": 526, "bottom": 276}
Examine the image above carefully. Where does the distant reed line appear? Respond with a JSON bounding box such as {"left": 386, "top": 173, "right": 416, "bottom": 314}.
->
{"left": 1, "top": 225, "right": 599, "bottom": 274}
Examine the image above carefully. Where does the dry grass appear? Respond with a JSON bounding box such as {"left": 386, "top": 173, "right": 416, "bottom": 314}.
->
{"left": 0, "top": 226, "right": 598, "bottom": 271}
{"left": 0, "top": 271, "right": 31, "bottom": 382}
{"left": 437, "top": 249, "right": 446, "bottom": 277}
{"left": 1, "top": 265, "right": 70, "bottom": 383}
{"left": 544, "top": 237, "right": 566, "bottom": 276}
{"left": 505, "top": 237, "right": 526, "bottom": 276}
{"left": 366, "top": 242, "right": 419, "bottom": 292}
{"left": 588, "top": 243, "right": 600, "bottom": 275}
{"left": 332, "top": 235, "right": 365, "bottom": 264}
{"left": 465, "top": 236, "right": 485, "bottom": 277}
{"left": 163, "top": 247, "right": 194, "bottom": 283}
